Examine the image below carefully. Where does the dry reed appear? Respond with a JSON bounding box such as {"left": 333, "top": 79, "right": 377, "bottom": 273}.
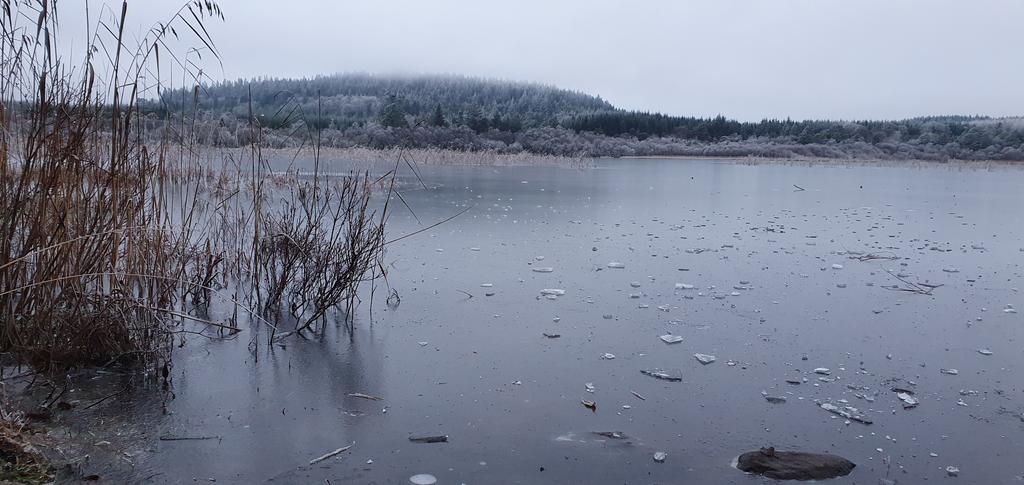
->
{"left": 0, "top": 0, "right": 390, "bottom": 372}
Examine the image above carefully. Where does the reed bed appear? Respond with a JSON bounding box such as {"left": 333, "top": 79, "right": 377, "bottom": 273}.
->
{"left": 0, "top": 0, "right": 390, "bottom": 372}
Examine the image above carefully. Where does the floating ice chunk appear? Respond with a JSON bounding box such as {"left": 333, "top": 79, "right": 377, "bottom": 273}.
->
{"left": 540, "top": 289, "right": 565, "bottom": 296}
{"left": 653, "top": 451, "right": 667, "bottom": 463}
{"left": 659, "top": 334, "right": 684, "bottom": 344}
{"left": 640, "top": 369, "right": 682, "bottom": 381}
{"left": 977, "top": 349, "right": 993, "bottom": 356}
{"left": 819, "top": 402, "right": 873, "bottom": 424}
{"left": 675, "top": 283, "right": 695, "bottom": 290}
{"left": 585, "top": 383, "right": 595, "bottom": 393}
{"left": 601, "top": 353, "right": 616, "bottom": 360}
{"left": 940, "top": 368, "right": 959, "bottom": 375}
{"left": 607, "top": 262, "right": 626, "bottom": 269}
{"left": 897, "top": 392, "right": 919, "bottom": 409}
{"left": 942, "top": 268, "right": 960, "bottom": 273}
{"left": 814, "top": 368, "right": 831, "bottom": 375}
{"left": 694, "top": 353, "right": 716, "bottom": 365}
{"left": 832, "top": 264, "right": 844, "bottom": 270}
{"left": 532, "top": 267, "right": 554, "bottom": 273}
{"left": 409, "top": 474, "right": 437, "bottom": 485}
{"left": 946, "top": 466, "right": 959, "bottom": 477}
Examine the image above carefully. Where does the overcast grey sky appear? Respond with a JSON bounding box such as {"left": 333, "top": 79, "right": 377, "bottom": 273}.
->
{"left": 62, "top": 0, "right": 1024, "bottom": 121}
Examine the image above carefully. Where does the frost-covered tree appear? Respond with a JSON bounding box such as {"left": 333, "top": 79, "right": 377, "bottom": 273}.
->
{"left": 379, "top": 94, "right": 409, "bottom": 128}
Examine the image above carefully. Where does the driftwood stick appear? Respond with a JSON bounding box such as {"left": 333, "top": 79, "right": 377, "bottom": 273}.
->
{"left": 309, "top": 442, "right": 354, "bottom": 465}
{"left": 159, "top": 435, "right": 220, "bottom": 441}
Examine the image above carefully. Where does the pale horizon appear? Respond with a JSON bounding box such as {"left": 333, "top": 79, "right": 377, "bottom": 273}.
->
{"left": 59, "top": 0, "right": 1024, "bottom": 122}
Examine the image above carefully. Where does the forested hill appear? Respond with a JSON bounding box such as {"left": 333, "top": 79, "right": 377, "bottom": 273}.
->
{"left": 162, "top": 73, "right": 614, "bottom": 131}
{"left": 150, "top": 74, "right": 1024, "bottom": 161}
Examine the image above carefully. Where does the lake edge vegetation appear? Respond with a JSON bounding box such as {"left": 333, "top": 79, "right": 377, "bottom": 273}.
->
{"left": 145, "top": 73, "right": 1024, "bottom": 163}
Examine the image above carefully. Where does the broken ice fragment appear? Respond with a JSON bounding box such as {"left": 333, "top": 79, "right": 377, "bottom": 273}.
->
{"left": 640, "top": 369, "right": 682, "bottom": 382}
{"left": 694, "top": 353, "right": 716, "bottom": 365}
{"left": 659, "top": 334, "right": 684, "bottom": 344}
{"left": 897, "top": 392, "right": 919, "bottom": 409}
{"left": 939, "top": 368, "right": 959, "bottom": 375}
{"left": 819, "top": 402, "right": 873, "bottom": 424}
{"left": 409, "top": 474, "right": 437, "bottom": 485}
{"left": 540, "top": 288, "right": 565, "bottom": 296}
{"left": 814, "top": 368, "right": 831, "bottom": 375}
{"left": 607, "top": 262, "right": 625, "bottom": 269}
{"left": 581, "top": 399, "right": 597, "bottom": 412}
{"left": 532, "top": 267, "right": 554, "bottom": 273}
{"left": 653, "top": 451, "right": 667, "bottom": 463}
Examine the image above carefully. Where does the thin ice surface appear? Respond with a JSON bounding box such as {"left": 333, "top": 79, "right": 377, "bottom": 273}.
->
{"left": 47, "top": 158, "right": 1024, "bottom": 484}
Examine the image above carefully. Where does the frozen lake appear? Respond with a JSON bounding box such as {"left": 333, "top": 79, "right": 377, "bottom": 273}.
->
{"left": 53, "top": 158, "right": 1024, "bottom": 483}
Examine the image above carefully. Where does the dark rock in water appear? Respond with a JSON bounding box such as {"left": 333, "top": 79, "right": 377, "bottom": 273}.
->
{"left": 737, "top": 447, "right": 855, "bottom": 480}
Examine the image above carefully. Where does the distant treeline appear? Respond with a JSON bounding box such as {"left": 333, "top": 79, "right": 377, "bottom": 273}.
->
{"left": 143, "top": 73, "right": 1024, "bottom": 161}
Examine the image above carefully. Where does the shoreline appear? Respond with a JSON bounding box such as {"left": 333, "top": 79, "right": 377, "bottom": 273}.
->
{"left": 192, "top": 145, "right": 1024, "bottom": 170}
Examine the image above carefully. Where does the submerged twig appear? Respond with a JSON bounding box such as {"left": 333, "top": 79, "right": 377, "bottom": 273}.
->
{"left": 881, "top": 269, "right": 942, "bottom": 295}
